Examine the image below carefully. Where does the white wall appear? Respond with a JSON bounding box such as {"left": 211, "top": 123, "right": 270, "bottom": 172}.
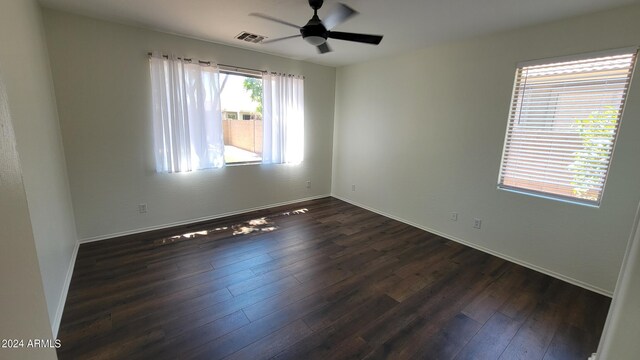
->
{"left": 332, "top": 4, "right": 640, "bottom": 294}
{"left": 0, "top": 0, "right": 78, "bottom": 335}
{"left": 0, "top": 76, "right": 57, "bottom": 360}
{"left": 0, "top": 26, "right": 56, "bottom": 360}
{"left": 42, "top": 9, "right": 336, "bottom": 241}
{"left": 597, "top": 200, "right": 640, "bottom": 359}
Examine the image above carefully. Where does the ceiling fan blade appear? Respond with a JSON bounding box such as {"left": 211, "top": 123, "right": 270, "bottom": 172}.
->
{"left": 249, "top": 13, "right": 301, "bottom": 29}
{"left": 317, "top": 42, "right": 331, "bottom": 54}
{"left": 327, "top": 31, "right": 383, "bottom": 45}
{"left": 262, "top": 34, "right": 302, "bottom": 44}
{"left": 322, "top": 3, "right": 358, "bottom": 30}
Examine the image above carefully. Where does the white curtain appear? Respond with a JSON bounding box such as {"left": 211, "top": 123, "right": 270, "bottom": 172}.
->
{"left": 149, "top": 54, "right": 224, "bottom": 172}
{"left": 262, "top": 73, "right": 304, "bottom": 164}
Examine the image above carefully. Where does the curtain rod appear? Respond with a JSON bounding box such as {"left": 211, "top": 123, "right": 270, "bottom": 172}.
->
{"left": 147, "top": 52, "right": 304, "bottom": 78}
{"left": 218, "top": 63, "right": 266, "bottom": 75}
{"left": 147, "top": 52, "right": 264, "bottom": 72}
{"left": 148, "top": 52, "right": 215, "bottom": 67}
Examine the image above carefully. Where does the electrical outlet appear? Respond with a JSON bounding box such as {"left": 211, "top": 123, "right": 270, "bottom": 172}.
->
{"left": 473, "top": 218, "right": 482, "bottom": 229}
{"left": 138, "top": 203, "right": 147, "bottom": 214}
{"left": 450, "top": 212, "right": 458, "bottom": 221}
{"left": 352, "top": 184, "right": 356, "bottom": 191}
{"left": 306, "top": 180, "right": 311, "bottom": 189}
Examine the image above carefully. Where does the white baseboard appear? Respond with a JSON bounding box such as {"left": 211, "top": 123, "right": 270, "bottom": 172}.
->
{"left": 52, "top": 240, "right": 79, "bottom": 338}
{"left": 331, "top": 194, "right": 613, "bottom": 298}
{"left": 79, "top": 194, "right": 331, "bottom": 244}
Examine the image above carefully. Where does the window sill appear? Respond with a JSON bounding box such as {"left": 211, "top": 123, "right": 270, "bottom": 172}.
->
{"left": 497, "top": 185, "right": 600, "bottom": 208}
{"left": 225, "top": 161, "right": 262, "bottom": 167}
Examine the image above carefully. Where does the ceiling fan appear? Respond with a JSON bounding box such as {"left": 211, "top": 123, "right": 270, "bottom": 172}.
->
{"left": 250, "top": 0, "right": 383, "bottom": 54}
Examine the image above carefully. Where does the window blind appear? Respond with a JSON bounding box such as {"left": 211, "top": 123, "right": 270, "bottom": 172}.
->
{"left": 498, "top": 50, "right": 637, "bottom": 205}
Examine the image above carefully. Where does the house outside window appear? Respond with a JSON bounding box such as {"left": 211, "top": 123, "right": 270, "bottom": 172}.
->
{"left": 223, "top": 111, "right": 238, "bottom": 120}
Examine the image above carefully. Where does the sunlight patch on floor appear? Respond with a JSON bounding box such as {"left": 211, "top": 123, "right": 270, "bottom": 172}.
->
{"left": 155, "top": 208, "right": 309, "bottom": 245}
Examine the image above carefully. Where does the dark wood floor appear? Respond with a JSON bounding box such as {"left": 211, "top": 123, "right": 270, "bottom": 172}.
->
{"left": 57, "top": 197, "right": 610, "bottom": 359}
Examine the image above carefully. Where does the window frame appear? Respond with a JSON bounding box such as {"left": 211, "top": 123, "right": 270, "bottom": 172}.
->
{"left": 497, "top": 48, "right": 638, "bottom": 207}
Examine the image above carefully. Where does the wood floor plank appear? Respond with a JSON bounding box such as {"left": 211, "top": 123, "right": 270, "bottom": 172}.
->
{"left": 542, "top": 322, "right": 591, "bottom": 360}
{"left": 274, "top": 294, "right": 398, "bottom": 360}
{"left": 410, "top": 313, "right": 483, "bottom": 360}
{"left": 455, "top": 312, "right": 523, "bottom": 360}
{"left": 358, "top": 249, "right": 490, "bottom": 348}
{"left": 183, "top": 293, "right": 330, "bottom": 360}
{"left": 135, "top": 310, "right": 250, "bottom": 359}
{"left": 499, "top": 302, "right": 560, "bottom": 360}
{"left": 56, "top": 197, "right": 610, "bottom": 359}
{"left": 242, "top": 254, "right": 399, "bottom": 322}
{"left": 461, "top": 266, "right": 527, "bottom": 324}
{"left": 224, "top": 319, "right": 313, "bottom": 360}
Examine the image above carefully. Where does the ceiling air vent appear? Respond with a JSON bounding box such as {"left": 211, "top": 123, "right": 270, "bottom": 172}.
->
{"left": 235, "top": 31, "right": 266, "bottom": 44}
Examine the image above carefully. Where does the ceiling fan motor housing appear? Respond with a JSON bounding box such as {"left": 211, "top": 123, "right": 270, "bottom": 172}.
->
{"left": 300, "top": 14, "right": 328, "bottom": 43}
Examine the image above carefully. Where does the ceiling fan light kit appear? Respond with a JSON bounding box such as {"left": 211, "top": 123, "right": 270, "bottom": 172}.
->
{"left": 304, "top": 36, "right": 326, "bottom": 46}
{"left": 250, "top": 0, "right": 383, "bottom": 54}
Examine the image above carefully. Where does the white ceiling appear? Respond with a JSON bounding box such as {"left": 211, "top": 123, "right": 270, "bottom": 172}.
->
{"left": 38, "top": 0, "right": 638, "bottom": 67}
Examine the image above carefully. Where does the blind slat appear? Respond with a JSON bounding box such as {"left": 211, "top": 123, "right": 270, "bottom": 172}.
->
{"left": 501, "top": 166, "right": 607, "bottom": 179}
{"left": 510, "top": 137, "right": 613, "bottom": 149}
{"left": 508, "top": 124, "right": 618, "bottom": 131}
{"left": 502, "top": 157, "right": 609, "bottom": 169}
{"left": 501, "top": 173, "right": 604, "bottom": 191}
{"left": 507, "top": 135, "right": 615, "bottom": 143}
{"left": 513, "top": 97, "right": 627, "bottom": 105}
{"left": 514, "top": 81, "right": 629, "bottom": 91}
{"left": 503, "top": 150, "right": 612, "bottom": 165}
{"left": 506, "top": 143, "right": 613, "bottom": 154}
{"left": 503, "top": 155, "right": 610, "bottom": 168}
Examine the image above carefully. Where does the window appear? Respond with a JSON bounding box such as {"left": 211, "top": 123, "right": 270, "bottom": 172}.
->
{"left": 498, "top": 49, "right": 637, "bottom": 206}
{"left": 220, "top": 70, "right": 264, "bottom": 164}
{"left": 150, "top": 53, "right": 304, "bottom": 171}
